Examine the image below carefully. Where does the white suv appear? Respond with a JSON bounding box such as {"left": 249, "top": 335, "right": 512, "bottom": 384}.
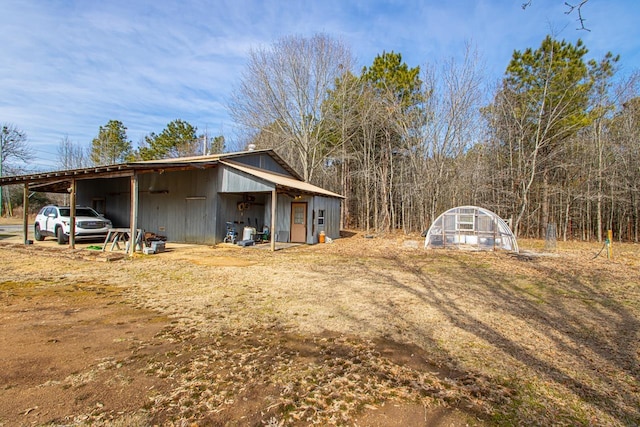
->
{"left": 34, "top": 205, "right": 113, "bottom": 244}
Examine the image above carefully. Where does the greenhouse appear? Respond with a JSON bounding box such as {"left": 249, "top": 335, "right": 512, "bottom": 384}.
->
{"left": 424, "top": 206, "right": 518, "bottom": 252}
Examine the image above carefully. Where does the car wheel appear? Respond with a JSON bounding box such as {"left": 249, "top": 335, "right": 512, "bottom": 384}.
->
{"left": 34, "top": 224, "right": 45, "bottom": 241}
{"left": 56, "top": 227, "right": 67, "bottom": 245}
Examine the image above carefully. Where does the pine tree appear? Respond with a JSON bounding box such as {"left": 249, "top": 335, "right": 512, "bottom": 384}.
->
{"left": 90, "top": 120, "right": 132, "bottom": 165}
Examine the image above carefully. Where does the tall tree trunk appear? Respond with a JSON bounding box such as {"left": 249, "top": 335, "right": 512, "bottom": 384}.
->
{"left": 541, "top": 169, "right": 550, "bottom": 238}
{"left": 595, "top": 121, "right": 604, "bottom": 243}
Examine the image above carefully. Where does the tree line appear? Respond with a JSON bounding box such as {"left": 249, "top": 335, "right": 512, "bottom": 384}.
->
{"left": 3, "top": 31, "right": 638, "bottom": 243}
{"left": 60, "top": 119, "right": 226, "bottom": 167}
{"left": 230, "top": 34, "right": 639, "bottom": 242}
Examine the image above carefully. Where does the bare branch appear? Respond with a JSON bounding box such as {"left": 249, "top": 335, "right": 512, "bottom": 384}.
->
{"left": 564, "top": 0, "right": 590, "bottom": 31}
{"left": 523, "top": 0, "right": 590, "bottom": 31}
{"left": 229, "top": 33, "right": 354, "bottom": 182}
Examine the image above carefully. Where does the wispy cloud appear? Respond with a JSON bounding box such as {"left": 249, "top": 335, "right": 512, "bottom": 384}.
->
{"left": 1, "top": 0, "right": 638, "bottom": 171}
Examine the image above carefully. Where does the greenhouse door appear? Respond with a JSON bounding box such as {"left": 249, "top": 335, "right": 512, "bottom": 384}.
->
{"left": 290, "top": 202, "right": 307, "bottom": 243}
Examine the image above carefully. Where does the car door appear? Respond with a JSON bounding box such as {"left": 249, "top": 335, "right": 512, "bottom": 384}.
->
{"left": 44, "top": 207, "right": 57, "bottom": 233}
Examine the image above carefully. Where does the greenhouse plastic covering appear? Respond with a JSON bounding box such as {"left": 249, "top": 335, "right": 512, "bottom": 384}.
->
{"left": 424, "top": 206, "right": 518, "bottom": 252}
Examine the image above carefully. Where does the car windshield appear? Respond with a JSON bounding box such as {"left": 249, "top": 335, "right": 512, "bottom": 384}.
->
{"left": 58, "top": 208, "right": 101, "bottom": 218}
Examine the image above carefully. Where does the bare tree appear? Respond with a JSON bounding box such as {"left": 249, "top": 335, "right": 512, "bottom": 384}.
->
{"left": 585, "top": 53, "right": 620, "bottom": 241}
{"left": 1, "top": 123, "right": 32, "bottom": 216}
{"left": 610, "top": 73, "right": 640, "bottom": 241}
{"left": 57, "top": 135, "right": 88, "bottom": 170}
{"left": 320, "top": 71, "right": 364, "bottom": 228}
{"left": 1, "top": 123, "right": 31, "bottom": 174}
{"left": 229, "top": 33, "right": 354, "bottom": 182}
{"left": 416, "top": 44, "right": 484, "bottom": 224}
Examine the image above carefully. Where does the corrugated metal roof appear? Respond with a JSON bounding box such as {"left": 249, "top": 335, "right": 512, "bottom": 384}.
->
{"left": 127, "top": 149, "right": 302, "bottom": 180}
{"left": 221, "top": 160, "right": 344, "bottom": 199}
{"left": 0, "top": 149, "right": 303, "bottom": 186}
{"left": 129, "top": 148, "right": 262, "bottom": 165}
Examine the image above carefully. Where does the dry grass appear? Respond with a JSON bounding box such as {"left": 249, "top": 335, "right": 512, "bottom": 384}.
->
{"left": 1, "top": 231, "right": 639, "bottom": 425}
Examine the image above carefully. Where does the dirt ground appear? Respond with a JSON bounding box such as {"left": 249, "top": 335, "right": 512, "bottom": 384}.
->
{"left": 0, "top": 225, "right": 639, "bottom": 426}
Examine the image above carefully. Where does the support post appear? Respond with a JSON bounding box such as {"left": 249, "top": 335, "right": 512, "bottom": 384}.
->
{"left": 22, "top": 183, "right": 29, "bottom": 244}
{"left": 69, "top": 179, "right": 76, "bottom": 249}
{"left": 0, "top": 140, "right": 3, "bottom": 218}
{"left": 129, "top": 173, "right": 139, "bottom": 256}
{"left": 270, "top": 189, "right": 277, "bottom": 252}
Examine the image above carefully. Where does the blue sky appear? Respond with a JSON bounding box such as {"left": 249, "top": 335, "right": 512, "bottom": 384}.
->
{"left": 1, "top": 0, "right": 638, "bottom": 171}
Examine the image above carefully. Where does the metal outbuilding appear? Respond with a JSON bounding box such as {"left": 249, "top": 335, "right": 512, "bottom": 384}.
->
{"left": 0, "top": 149, "right": 343, "bottom": 253}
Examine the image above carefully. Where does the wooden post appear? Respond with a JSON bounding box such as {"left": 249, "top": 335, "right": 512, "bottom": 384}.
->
{"left": 270, "top": 189, "right": 277, "bottom": 252}
{"left": 22, "top": 183, "right": 29, "bottom": 244}
{"left": 607, "top": 229, "right": 613, "bottom": 259}
{"left": 129, "top": 173, "right": 139, "bottom": 256}
{"left": 69, "top": 179, "right": 76, "bottom": 249}
{"left": 442, "top": 218, "right": 446, "bottom": 249}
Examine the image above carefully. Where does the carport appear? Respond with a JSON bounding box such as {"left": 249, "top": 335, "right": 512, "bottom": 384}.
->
{"left": 1, "top": 162, "right": 151, "bottom": 254}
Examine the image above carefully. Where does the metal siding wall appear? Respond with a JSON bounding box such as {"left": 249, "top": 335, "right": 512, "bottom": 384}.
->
{"left": 221, "top": 166, "right": 273, "bottom": 192}
{"left": 185, "top": 199, "right": 207, "bottom": 243}
{"left": 138, "top": 173, "right": 170, "bottom": 238}
{"left": 329, "top": 198, "right": 342, "bottom": 239}
{"left": 277, "top": 195, "right": 292, "bottom": 242}
{"left": 217, "top": 166, "right": 273, "bottom": 243}
{"left": 233, "top": 153, "right": 291, "bottom": 176}
{"left": 263, "top": 195, "right": 341, "bottom": 244}
{"left": 312, "top": 196, "right": 323, "bottom": 244}
{"left": 137, "top": 169, "right": 217, "bottom": 243}
{"left": 216, "top": 167, "right": 232, "bottom": 242}
{"left": 313, "top": 196, "right": 341, "bottom": 240}
{"left": 216, "top": 193, "right": 270, "bottom": 242}
{"left": 306, "top": 197, "right": 314, "bottom": 244}
{"left": 217, "top": 193, "right": 242, "bottom": 241}
{"left": 76, "top": 178, "right": 130, "bottom": 227}
{"left": 263, "top": 194, "right": 293, "bottom": 242}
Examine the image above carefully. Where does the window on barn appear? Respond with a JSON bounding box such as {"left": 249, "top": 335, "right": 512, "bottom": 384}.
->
{"left": 318, "top": 209, "right": 325, "bottom": 226}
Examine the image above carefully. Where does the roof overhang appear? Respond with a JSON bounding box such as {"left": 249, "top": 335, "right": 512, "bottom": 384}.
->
{"left": 0, "top": 165, "right": 137, "bottom": 192}
{"left": 220, "top": 160, "right": 344, "bottom": 199}
{"left": 0, "top": 149, "right": 302, "bottom": 193}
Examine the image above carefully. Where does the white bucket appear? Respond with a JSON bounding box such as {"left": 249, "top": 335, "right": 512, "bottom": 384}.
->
{"left": 242, "top": 226, "right": 256, "bottom": 241}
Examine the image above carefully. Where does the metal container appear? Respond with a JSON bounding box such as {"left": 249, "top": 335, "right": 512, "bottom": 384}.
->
{"left": 150, "top": 241, "right": 165, "bottom": 253}
{"left": 242, "top": 226, "right": 256, "bottom": 241}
